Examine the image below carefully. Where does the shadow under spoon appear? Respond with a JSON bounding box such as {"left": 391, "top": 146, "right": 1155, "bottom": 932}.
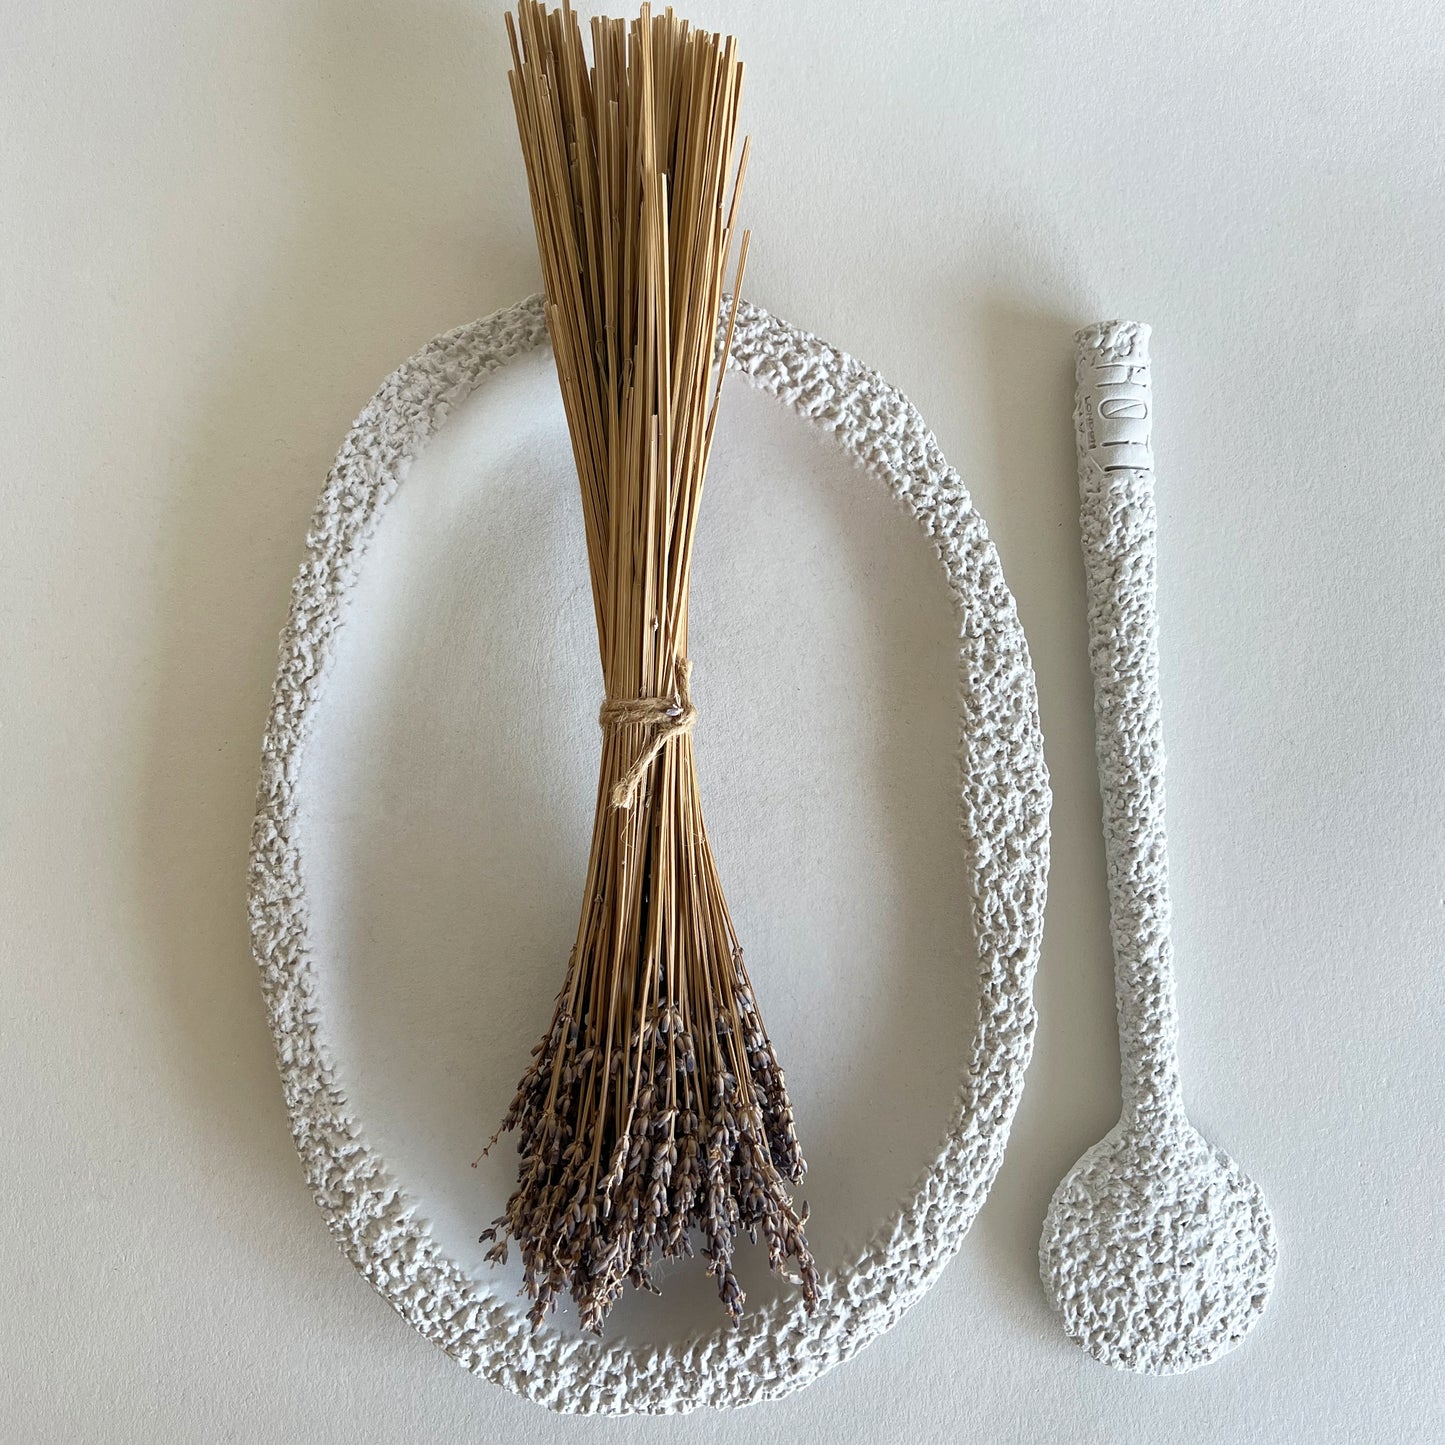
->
{"left": 1039, "top": 321, "right": 1277, "bottom": 1374}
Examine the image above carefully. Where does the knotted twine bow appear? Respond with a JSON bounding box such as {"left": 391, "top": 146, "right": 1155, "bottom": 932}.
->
{"left": 598, "top": 657, "right": 697, "bottom": 810}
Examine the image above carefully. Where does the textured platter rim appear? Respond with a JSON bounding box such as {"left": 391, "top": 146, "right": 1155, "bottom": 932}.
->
{"left": 247, "top": 295, "right": 1051, "bottom": 1415}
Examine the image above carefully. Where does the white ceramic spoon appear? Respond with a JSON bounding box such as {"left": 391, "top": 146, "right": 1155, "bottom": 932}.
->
{"left": 1039, "top": 321, "right": 1277, "bottom": 1374}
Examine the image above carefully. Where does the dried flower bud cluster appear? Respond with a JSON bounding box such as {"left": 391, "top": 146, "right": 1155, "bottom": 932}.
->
{"left": 484, "top": 942, "right": 815, "bottom": 1330}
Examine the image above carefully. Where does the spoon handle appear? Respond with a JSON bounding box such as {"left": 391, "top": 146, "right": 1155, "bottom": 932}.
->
{"left": 1074, "top": 321, "right": 1186, "bottom": 1128}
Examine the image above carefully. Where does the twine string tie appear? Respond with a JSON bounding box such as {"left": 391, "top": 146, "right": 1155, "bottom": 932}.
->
{"left": 598, "top": 657, "right": 696, "bottom": 810}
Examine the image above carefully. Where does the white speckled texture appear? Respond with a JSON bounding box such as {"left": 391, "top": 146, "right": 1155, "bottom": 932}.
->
{"left": 1040, "top": 322, "right": 1277, "bottom": 1375}
{"left": 248, "top": 295, "right": 1051, "bottom": 1413}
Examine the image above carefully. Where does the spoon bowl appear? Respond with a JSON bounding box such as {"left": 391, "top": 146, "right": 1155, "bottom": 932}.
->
{"left": 1041, "top": 1121, "right": 1277, "bottom": 1373}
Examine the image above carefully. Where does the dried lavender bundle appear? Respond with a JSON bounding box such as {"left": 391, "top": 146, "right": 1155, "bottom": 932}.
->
{"left": 481, "top": 1, "right": 816, "bottom": 1333}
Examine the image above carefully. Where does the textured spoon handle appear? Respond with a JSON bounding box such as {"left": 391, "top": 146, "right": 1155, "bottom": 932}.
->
{"left": 1074, "top": 321, "right": 1185, "bottom": 1126}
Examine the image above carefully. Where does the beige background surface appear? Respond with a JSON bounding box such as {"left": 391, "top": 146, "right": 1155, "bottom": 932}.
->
{"left": 4, "top": 1, "right": 1443, "bottom": 1440}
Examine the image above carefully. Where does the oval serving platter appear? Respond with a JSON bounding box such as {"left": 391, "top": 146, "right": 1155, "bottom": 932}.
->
{"left": 248, "top": 296, "right": 1050, "bottom": 1414}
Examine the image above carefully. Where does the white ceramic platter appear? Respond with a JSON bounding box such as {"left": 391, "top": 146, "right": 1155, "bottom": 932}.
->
{"left": 248, "top": 297, "right": 1050, "bottom": 1414}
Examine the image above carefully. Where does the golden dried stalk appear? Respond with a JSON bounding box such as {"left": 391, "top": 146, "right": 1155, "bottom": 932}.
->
{"left": 481, "top": 1, "right": 816, "bottom": 1333}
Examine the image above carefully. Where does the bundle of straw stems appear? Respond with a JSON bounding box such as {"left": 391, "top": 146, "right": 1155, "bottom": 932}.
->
{"left": 482, "top": 1, "right": 816, "bottom": 1333}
